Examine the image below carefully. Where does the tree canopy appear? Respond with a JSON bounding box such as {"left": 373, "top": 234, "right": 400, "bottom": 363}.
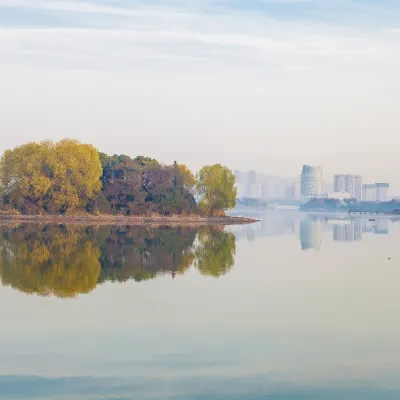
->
{"left": 0, "top": 140, "right": 237, "bottom": 216}
{"left": 96, "top": 154, "right": 197, "bottom": 215}
{"left": 0, "top": 139, "right": 102, "bottom": 214}
{"left": 196, "top": 164, "right": 237, "bottom": 216}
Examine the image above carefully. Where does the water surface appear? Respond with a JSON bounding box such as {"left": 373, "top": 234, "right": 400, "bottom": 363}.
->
{"left": 1, "top": 213, "right": 400, "bottom": 399}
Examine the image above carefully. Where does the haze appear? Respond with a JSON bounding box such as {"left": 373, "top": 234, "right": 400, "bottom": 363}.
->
{"left": 1, "top": 0, "right": 399, "bottom": 191}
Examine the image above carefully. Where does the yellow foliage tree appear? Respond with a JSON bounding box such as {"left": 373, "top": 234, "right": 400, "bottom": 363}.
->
{"left": 196, "top": 164, "right": 237, "bottom": 216}
{"left": 177, "top": 163, "right": 196, "bottom": 191}
{"left": 0, "top": 139, "right": 102, "bottom": 214}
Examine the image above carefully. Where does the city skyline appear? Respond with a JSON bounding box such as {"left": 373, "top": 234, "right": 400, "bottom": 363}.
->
{"left": 236, "top": 166, "right": 393, "bottom": 200}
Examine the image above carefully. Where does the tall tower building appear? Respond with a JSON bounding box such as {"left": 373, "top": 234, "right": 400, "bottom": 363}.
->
{"left": 301, "top": 165, "right": 322, "bottom": 197}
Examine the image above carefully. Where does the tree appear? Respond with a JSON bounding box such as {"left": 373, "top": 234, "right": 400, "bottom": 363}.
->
{"left": 48, "top": 139, "right": 102, "bottom": 213}
{"left": 0, "top": 139, "right": 102, "bottom": 214}
{"left": 175, "top": 163, "right": 196, "bottom": 194}
{"left": 100, "top": 155, "right": 196, "bottom": 215}
{"left": 196, "top": 164, "right": 237, "bottom": 216}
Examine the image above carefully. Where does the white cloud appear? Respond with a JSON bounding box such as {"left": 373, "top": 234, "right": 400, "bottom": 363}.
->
{"left": 0, "top": 0, "right": 400, "bottom": 188}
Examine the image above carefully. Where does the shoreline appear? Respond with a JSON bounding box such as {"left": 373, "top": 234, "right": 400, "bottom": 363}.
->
{"left": 0, "top": 214, "right": 258, "bottom": 226}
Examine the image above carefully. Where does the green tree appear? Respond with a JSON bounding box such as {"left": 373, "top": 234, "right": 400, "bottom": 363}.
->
{"left": 196, "top": 164, "right": 237, "bottom": 216}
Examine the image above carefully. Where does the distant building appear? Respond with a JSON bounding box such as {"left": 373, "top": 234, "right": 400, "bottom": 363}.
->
{"left": 234, "top": 170, "right": 242, "bottom": 183}
{"left": 285, "top": 182, "right": 296, "bottom": 200}
{"left": 235, "top": 182, "right": 245, "bottom": 199}
{"left": 294, "top": 183, "right": 301, "bottom": 200}
{"left": 375, "top": 183, "right": 389, "bottom": 202}
{"left": 362, "top": 183, "right": 390, "bottom": 202}
{"left": 334, "top": 174, "right": 362, "bottom": 200}
{"left": 301, "top": 165, "right": 323, "bottom": 197}
{"left": 249, "top": 183, "right": 263, "bottom": 199}
{"left": 354, "top": 175, "right": 363, "bottom": 201}
{"left": 262, "top": 182, "right": 269, "bottom": 200}
{"left": 246, "top": 170, "right": 256, "bottom": 197}
{"left": 363, "top": 184, "right": 376, "bottom": 201}
{"left": 334, "top": 175, "right": 346, "bottom": 192}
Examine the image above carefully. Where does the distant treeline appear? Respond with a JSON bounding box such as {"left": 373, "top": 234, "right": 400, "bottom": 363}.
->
{"left": 300, "top": 198, "right": 400, "bottom": 212}
{"left": 0, "top": 139, "right": 236, "bottom": 216}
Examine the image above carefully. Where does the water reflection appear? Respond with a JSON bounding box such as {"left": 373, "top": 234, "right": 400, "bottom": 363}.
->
{"left": 300, "top": 217, "right": 322, "bottom": 251}
{"left": 2, "top": 214, "right": 400, "bottom": 399}
{"left": 231, "top": 212, "right": 394, "bottom": 250}
{"left": 0, "top": 224, "right": 236, "bottom": 298}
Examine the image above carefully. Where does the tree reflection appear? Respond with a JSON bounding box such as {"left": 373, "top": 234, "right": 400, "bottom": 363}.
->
{"left": 0, "top": 225, "right": 101, "bottom": 298}
{"left": 0, "top": 224, "right": 237, "bottom": 297}
{"left": 97, "top": 226, "right": 197, "bottom": 283}
{"left": 195, "top": 227, "right": 236, "bottom": 277}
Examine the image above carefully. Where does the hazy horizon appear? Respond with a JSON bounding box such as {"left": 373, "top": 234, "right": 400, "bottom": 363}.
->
{"left": 1, "top": 1, "right": 400, "bottom": 192}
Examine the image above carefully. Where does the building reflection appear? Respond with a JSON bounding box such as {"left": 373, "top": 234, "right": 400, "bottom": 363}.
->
{"left": 332, "top": 220, "right": 362, "bottom": 242}
{"left": 300, "top": 217, "right": 322, "bottom": 251}
{"left": 231, "top": 212, "right": 391, "bottom": 250}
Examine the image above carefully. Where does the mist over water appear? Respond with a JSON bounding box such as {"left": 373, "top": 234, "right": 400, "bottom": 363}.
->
{"left": 1, "top": 212, "right": 400, "bottom": 399}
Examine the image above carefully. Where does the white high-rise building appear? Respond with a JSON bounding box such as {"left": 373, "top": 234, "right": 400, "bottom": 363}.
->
{"left": 363, "top": 184, "right": 376, "bottom": 201}
{"left": 334, "top": 175, "right": 346, "bottom": 192}
{"left": 375, "top": 183, "right": 389, "bottom": 202}
{"left": 301, "top": 165, "right": 323, "bottom": 197}
{"left": 353, "top": 175, "right": 363, "bottom": 201}
{"left": 334, "top": 174, "right": 362, "bottom": 201}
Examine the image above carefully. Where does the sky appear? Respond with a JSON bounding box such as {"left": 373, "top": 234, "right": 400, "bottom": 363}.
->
{"left": 1, "top": 0, "right": 400, "bottom": 190}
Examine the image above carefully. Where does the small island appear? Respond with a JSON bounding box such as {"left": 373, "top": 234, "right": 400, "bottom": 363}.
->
{"left": 0, "top": 139, "right": 257, "bottom": 226}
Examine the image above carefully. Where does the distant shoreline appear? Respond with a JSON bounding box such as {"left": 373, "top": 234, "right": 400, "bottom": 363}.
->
{"left": 0, "top": 214, "right": 258, "bottom": 226}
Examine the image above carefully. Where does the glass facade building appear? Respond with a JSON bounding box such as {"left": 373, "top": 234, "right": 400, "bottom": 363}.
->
{"left": 301, "top": 165, "right": 322, "bottom": 197}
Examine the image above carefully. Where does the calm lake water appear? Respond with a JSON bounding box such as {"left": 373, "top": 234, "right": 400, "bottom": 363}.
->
{"left": 2, "top": 212, "right": 400, "bottom": 399}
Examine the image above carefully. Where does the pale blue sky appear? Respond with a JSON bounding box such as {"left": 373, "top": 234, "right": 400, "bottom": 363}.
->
{"left": 1, "top": 0, "right": 400, "bottom": 190}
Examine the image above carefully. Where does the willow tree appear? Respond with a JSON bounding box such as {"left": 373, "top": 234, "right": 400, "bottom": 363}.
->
{"left": 0, "top": 139, "right": 102, "bottom": 214}
{"left": 196, "top": 164, "right": 237, "bottom": 216}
